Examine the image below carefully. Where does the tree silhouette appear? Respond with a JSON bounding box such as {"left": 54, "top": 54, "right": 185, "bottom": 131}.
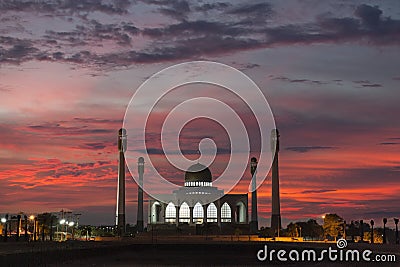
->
{"left": 383, "top": 218, "right": 387, "bottom": 244}
{"left": 323, "top": 213, "right": 344, "bottom": 241}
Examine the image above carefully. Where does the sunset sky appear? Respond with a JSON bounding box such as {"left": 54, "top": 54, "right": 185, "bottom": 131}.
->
{"left": 0, "top": 0, "right": 399, "bottom": 227}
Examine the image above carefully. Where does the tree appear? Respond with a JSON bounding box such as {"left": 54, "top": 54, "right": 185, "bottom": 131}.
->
{"left": 37, "top": 213, "right": 58, "bottom": 241}
{"left": 323, "top": 214, "right": 344, "bottom": 241}
{"left": 286, "top": 222, "right": 298, "bottom": 237}
{"left": 304, "top": 219, "right": 323, "bottom": 240}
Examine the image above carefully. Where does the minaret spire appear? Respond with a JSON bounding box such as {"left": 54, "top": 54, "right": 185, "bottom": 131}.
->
{"left": 250, "top": 157, "right": 258, "bottom": 234}
{"left": 116, "top": 128, "right": 127, "bottom": 236}
{"left": 271, "top": 128, "right": 282, "bottom": 237}
{"left": 137, "top": 157, "right": 144, "bottom": 232}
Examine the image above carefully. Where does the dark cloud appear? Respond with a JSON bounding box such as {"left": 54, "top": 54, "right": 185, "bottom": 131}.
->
{"left": 94, "top": 35, "right": 261, "bottom": 66}
{"left": 361, "top": 83, "right": 382, "bottom": 88}
{"left": 158, "top": 0, "right": 191, "bottom": 20}
{"left": 0, "top": 37, "right": 39, "bottom": 64}
{"left": 73, "top": 117, "right": 122, "bottom": 124}
{"left": 379, "top": 142, "right": 399, "bottom": 145}
{"left": 353, "top": 80, "right": 383, "bottom": 88}
{"left": 27, "top": 121, "right": 115, "bottom": 136}
{"left": 227, "top": 2, "right": 273, "bottom": 25}
{"left": 138, "top": 147, "right": 230, "bottom": 155}
{"left": 273, "top": 76, "right": 328, "bottom": 85}
{"left": 142, "top": 20, "right": 245, "bottom": 38}
{"left": 195, "top": 2, "right": 230, "bottom": 12}
{"left": 301, "top": 189, "right": 337, "bottom": 194}
{"left": 285, "top": 146, "right": 336, "bottom": 153}
{"left": 0, "top": 0, "right": 131, "bottom": 15}
{"left": 44, "top": 20, "right": 139, "bottom": 47}
{"left": 1, "top": 4, "right": 400, "bottom": 68}
{"left": 354, "top": 4, "right": 383, "bottom": 28}
{"left": 79, "top": 143, "right": 107, "bottom": 150}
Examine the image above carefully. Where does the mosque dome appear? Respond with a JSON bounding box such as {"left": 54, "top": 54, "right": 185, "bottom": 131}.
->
{"left": 184, "top": 163, "right": 212, "bottom": 184}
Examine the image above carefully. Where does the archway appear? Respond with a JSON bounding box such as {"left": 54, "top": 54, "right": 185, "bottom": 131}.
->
{"left": 193, "top": 202, "right": 204, "bottom": 224}
{"left": 207, "top": 203, "right": 217, "bottom": 222}
{"left": 221, "top": 202, "right": 231, "bottom": 222}
{"left": 235, "top": 202, "right": 246, "bottom": 223}
{"left": 165, "top": 202, "right": 176, "bottom": 223}
{"left": 151, "top": 201, "right": 162, "bottom": 223}
{"left": 179, "top": 202, "right": 190, "bottom": 223}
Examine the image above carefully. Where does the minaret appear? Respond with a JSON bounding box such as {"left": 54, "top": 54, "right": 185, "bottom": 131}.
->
{"left": 137, "top": 157, "right": 144, "bottom": 232}
{"left": 271, "top": 129, "right": 281, "bottom": 236}
{"left": 116, "top": 128, "right": 127, "bottom": 236}
{"left": 250, "top": 157, "right": 259, "bottom": 234}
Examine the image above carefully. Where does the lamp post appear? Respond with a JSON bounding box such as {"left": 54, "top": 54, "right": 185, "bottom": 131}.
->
{"left": 60, "top": 219, "right": 66, "bottom": 241}
{"left": 24, "top": 215, "right": 28, "bottom": 241}
{"left": 16, "top": 215, "right": 21, "bottom": 242}
{"left": 370, "top": 219, "right": 374, "bottom": 244}
{"left": 5, "top": 214, "right": 9, "bottom": 242}
{"left": 383, "top": 218, "right": 387, "bottom": 244}
{"left": 29, "top": 215, "right": 36, "bottom": 241}
{"left": 394, "top": 218, "right": 399, "bottom": 245}
{"left": 343, "top": 220, "right": 346, "bottom": 239}
{"left": 68, "top": 221, "right": 75, "bottom": 240}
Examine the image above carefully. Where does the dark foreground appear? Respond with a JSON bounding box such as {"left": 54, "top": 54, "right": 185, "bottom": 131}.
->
{"left": 1, "top": 240, "right": 399, "bottom": 266}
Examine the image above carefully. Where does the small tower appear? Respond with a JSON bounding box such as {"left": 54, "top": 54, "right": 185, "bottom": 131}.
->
{"left": 271, "top": 129, "right": 282, "bottom": 236}
{"left": 250, "top": 157, "right": 259, "bottom": 234}
{"left": 116, "top": 128, "right": 127, "bottom": 236}
{"left": 137, "top": 157, "right": 144, "bottom": 232}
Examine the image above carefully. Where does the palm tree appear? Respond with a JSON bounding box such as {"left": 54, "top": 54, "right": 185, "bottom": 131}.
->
{"left": 394, "top": 218, "right": 399, "bottom": 244}
{"left": 370, "top": 220, "right": 374, "bottom": 244}
{"left": 383, "top": 218, "right": 387, "bottom": 244}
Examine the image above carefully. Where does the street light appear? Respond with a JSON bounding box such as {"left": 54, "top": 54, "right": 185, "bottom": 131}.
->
{"left": 29, "top": 215, "right": 37, "bottom": 241}
{"left": 1, "top": 217, "right": 6, "bottom": 242}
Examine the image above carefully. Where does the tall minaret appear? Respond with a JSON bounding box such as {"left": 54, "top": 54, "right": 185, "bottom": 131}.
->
{"left": 137, "top": 157, "right": 144, "bottom": 232}
{"left": 271, "top": 128, "right": 281, "bottom": 236}
{"left": 116, "top": 128, "right": 127, "bottom": 236}
{"left": 250, "top": 157, "right": 259, "bottom": 234}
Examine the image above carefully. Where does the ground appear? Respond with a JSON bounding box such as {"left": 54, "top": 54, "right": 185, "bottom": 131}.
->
{"left": 0, "top": 236, "right": 399, "bottom": 266}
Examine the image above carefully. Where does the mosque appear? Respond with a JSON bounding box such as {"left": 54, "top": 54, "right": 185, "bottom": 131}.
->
{"left": 147, "top": 163, "right": 249, "bottom": 234}
{"left": 116, "top": 128, "right": 281, "bottom": 236}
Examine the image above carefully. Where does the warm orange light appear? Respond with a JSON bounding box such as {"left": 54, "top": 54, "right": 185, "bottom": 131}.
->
{"left": 29, "top": 215, "right": 35, "bottom": 220}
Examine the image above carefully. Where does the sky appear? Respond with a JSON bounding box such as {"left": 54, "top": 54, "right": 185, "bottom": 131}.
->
{"left": 0, "top": 0, "right": 399, "bottom": 228}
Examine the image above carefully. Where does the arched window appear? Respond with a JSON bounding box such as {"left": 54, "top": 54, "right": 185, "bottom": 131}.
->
{"left": 221, "top": 202, "right": 231, "bottom": 222}
{"left": 165, "top": 202, "right": 176, "bottom": 223}
{"left": 207, "top": 203, "right": 217, "bottom": 222}
{"left": 193, "top": 202, "right": 204, "bottom": 224}
{"left": 151, "top": 202, "right": 161, "bottom": 223}
{"left": 179, "top": 202, "right": 190, "bottom": 223}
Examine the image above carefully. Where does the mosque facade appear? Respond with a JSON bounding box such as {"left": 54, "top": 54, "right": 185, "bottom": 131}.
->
{"left": 147, "top": 163, "right": 250, "bottom": 234}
